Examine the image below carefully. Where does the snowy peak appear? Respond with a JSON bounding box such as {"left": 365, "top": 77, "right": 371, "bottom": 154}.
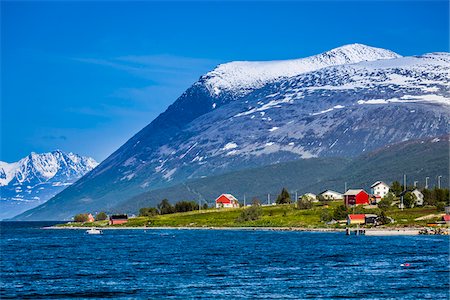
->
{"left": 201, "top": 43, "right": 400, "bottom": 97}
{"left": 0, "top": 151, "right": 98, "bottom": 186}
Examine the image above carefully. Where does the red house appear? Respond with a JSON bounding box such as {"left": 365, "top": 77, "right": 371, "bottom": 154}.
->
{"left": 344, "top": 189, "right": 369, "bottom": 206}
{"left": 109, "top": 214, "right": 128, "bottom": 225}
{"left": 215, "top": 194, "right": 239, "bottom": 208}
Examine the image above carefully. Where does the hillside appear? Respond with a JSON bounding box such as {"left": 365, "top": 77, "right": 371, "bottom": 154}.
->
{"left": 14, "top": 136, "right": 448, "bottom": 220}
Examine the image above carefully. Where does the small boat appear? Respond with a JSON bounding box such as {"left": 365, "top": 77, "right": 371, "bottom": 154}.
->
{"left": 86, "top": 228, "right": 103, "bottom": 235}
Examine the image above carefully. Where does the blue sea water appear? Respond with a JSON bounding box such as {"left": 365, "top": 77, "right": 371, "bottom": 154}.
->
{"left": 0, "top": 222, "right": 449, "bottom": 299}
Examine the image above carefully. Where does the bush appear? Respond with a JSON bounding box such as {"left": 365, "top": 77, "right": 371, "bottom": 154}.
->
{"left": 436, "top": 202, "right": 446, "bottom": 212}
{"left": 237, "top": 205, "right": 262, "bottom": 222}
{"left": 320, "top": 209, "right": 333, "bottom": 222}
{"left": 297, "top": 196, "right": 313, "bottom": 210}
{"left": 139, "top": 207, "right": 159, "bottom": 217}
{"left": 202, "top": 203, "right": 208, "bottom": 210}
{"left": 95, "top": 212, "right": 108, "bottom": 221}
{"left": 333, "top": 205, "right": 348, "bottom": 220}
{"left": 74, "top": 213, "right": 89, "bottom": 223}
{"left": 276, "top": 188, "right": 292, "bottom": 204}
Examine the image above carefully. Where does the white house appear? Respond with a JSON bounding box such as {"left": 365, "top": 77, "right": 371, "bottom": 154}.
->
{"left": 411, "top": 189, "right": 424, "bottom": 206}
{"left": 371, "top": 181, "right": 390, "bottom": 199}
{"left": 319, "top": 190, "right": 343, "bottom": 200}
{"left": 301, "top": 193, "right": 318, "bottom": 202}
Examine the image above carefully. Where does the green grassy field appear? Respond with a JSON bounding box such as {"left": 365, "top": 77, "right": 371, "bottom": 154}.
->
{"left": 57, "top": 202, "right": 446, "bottom": 229}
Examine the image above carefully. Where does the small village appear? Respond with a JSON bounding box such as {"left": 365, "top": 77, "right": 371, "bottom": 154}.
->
{"left": 70, "top": 179, "right": 450, "bottom": 235}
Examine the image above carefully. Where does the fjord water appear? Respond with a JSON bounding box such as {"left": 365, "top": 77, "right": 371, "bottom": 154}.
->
{"left": 1, "top": 222, "right": 449, "bottom": 299}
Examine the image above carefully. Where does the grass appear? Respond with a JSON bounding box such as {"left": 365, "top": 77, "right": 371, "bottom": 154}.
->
{"left": 57, "top": 201, "right": 447, "bottom": 229}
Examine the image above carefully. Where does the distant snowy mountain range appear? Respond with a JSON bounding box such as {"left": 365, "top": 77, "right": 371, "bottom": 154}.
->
{"left": 13, "top": 43, "right": 450, "bottom": 221}
{"left": 0, "top": 151, "right": 98, "bottom": 220}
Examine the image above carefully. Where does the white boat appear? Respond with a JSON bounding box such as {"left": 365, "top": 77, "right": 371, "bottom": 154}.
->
{"left": 86, "top": 228, "right": 103, "bottom": 235}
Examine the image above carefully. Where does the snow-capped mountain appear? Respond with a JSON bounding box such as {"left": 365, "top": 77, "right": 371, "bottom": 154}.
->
{"left": 201, "top": 43, "right": 400, "bottom": 98}
{"left": 13, "top": 44, "right": 450, "bottom": 221}
{"left": 0, "top": 150, "right": 98, "bottom": 219}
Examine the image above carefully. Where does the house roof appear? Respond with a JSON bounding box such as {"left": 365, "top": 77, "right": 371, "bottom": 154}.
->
{"left": 320, "top": 190, "right": 342, "bottom": 195}
{"left": 110, "top": 214, "right": 128, "bottom": 220}
{"left": 443, "top": 215, "right": 450, "bottom": 222}
{"left": 371, "top": 181, "right": 389, "bottom": 188}
{"left": 348, "top": 214, "right": 365, "bottom": 220}
{"left": 215, "top": 194, "right": 238, "bottom": 203}
{"left": 344, "top": 189, "right": 367, "bottom": 196}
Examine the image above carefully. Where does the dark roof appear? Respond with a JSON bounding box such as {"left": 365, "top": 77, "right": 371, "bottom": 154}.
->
{"left": 110, "top": 214, "right": 128, "bottom": 220}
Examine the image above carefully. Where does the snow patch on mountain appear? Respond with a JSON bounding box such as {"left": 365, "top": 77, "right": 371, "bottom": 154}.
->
{"left": 202, "top": 44, "right": 400, "bottom": 97}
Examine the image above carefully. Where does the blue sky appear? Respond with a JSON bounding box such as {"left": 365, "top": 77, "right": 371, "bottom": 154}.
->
{"left": 1, "top": 1, "right": 448, "bottom": 163}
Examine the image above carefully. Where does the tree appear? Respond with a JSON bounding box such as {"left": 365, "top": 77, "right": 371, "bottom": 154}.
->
{"left": 276, "top": 188, "right": 291, "bottom": 204}
{"left": 174, "top": 201, "right": 199, "bottom": 213}
{"left": 95, "top": 212, "right": 107, "bottom": 221}
{"left": 378, "top": 192, "right": 395, "bottom": 211}
{"left": 139, "top": 207, "right": 159, "bottom": 217}
{"left": 403, "top": 192, "right": 416, "bottom": 208}
{"left": 251, "top": 198, "right": 261, "bottom": 206}
{"left": 422, "top": 188, "right": 435, "bottom": 206}
{"left": 297, "top": 195, "right": 313, "bottom": 210}
{"left": 390, "top": 181, "right": 403, "bottom": 196}
{"left": 333, "top": 205, "right": 348, "bottom": 220}
{"left": 157, "top": 199, "right": 175, "bottom": 215}
{"left": 202, "top": 203, "right": 208, "bottom": 210}
{"left": 378, "top": 211, "right": 390, "bottom": 225}
{"left": 74, "top": 213, "right": 89, "bottom": 223}
{"left": 236, "top": 205, "right": 262, "bottom": 222}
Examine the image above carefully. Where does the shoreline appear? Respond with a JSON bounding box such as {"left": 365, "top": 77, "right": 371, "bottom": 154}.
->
{"left": 42, "top": 226, "right": 441, "bottom": 235}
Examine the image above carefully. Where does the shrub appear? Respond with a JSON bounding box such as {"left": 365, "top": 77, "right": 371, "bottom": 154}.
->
{"left": 95, "top": 212, "right": 108, "bottom": 221}
{"left": 320, "top": 209, "right": 333, "bottom": 222}
{"left": 297, "top": 196, "right": 313, "bottom": 210}
{"left": 74, "top": 213, "right": 89, "bottom": 223}
{"left": 378, "top": 211, "right": 390, "bottom": 225}
{"left": 202, "top": 203, "right": 208, "bottom": 210}
{"left": 436, "top": 202, "right": 446, "bottom": 212}
{"left": 237, "top": 205, "right": 262, "bottom": 222}
{"left": 333, "top": 205, "right": 348, "bottom": 220}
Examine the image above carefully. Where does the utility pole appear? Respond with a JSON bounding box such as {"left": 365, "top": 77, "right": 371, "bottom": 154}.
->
{"left": 295, "top": 190, "right": 298, "bottom": 204}
{"left": 243, "top": 194, "right": 246, "bottom": 206}
{"left": 413, "top": 181, "right": 418, "bottom": 188}
{"left": 425, "top": 177, "right": 429, "bottom": 189}
{"left": 438, "top": 175, "right": 442, "bottom": 189}
{"left": 267, "top": 193, "right": 270, "bottom": 205}
{"left": 401, "top": 174, "right": 406, "bottom": 211}
{"left": 344, "top": 182, "right": 347, "bottom": 193}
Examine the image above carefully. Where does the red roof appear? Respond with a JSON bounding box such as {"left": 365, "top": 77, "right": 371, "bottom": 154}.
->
{"left": 215, "top": 194, "right": 237, "bottom": 204}
{"left": 443, "top": 215, "right": 450, "bottom": 221}
{"left": 348, "top": 214, "right": 365, "bottom": 220}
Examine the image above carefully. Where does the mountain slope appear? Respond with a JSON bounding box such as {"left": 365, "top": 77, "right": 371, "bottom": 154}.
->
{"left": 0, "top": 151, "right": 98, "bottom": 220}
{"left": 14, "top": 44, "right": 450, "bottom": 220}
{"left": 14, "top": 136, "right": 448, "bottom": 220}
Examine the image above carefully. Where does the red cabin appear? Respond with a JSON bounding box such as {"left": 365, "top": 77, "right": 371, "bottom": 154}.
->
{"left": 109, "top": 214, "right": 128, "bottom": 225}
{"left": 344, "top": 189, "right": 369, "bottom": 206}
